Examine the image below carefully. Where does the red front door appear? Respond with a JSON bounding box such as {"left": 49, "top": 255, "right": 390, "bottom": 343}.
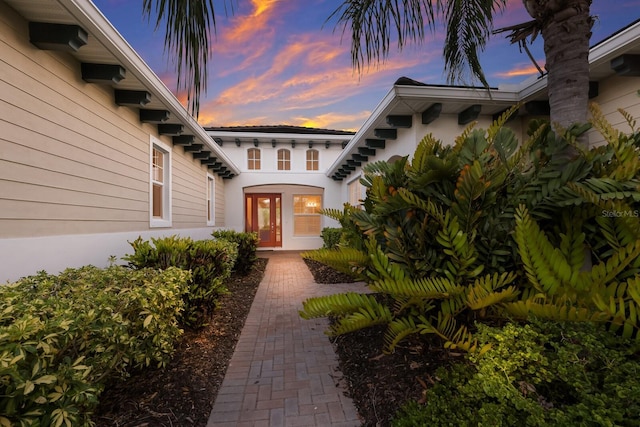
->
{"left": 245, "top": 193, "right": 282, "bottom": 247}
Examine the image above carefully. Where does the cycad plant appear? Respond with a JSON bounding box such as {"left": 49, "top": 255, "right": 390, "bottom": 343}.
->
{"left": 301, "top": 104, "right": 640, "bottom": 352}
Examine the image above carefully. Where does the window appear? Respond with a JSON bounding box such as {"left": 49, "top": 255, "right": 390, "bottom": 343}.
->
{"left": 306, "top": 149, "right": 319, "bottom": 171}
{"left": 150, "top": 137, "right": 171, "bottom": 227}
{"left": 293, "top": 195, "right": 322, "bottom": 236}
{"left": 207, "top": 174, "right": 215, "bottom": 225}
{"left": 277, "top": 149, "right": 291, "bottom": 170}
{"left": 248, "top": 148, "right": 261, "bottom": 170}
{"left": 348, "top": 176, "right": 364, "bottom": 207}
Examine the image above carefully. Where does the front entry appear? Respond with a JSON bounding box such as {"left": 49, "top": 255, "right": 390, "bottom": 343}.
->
{"left": 245, "top": 193, "right": 282, "bottom": 247}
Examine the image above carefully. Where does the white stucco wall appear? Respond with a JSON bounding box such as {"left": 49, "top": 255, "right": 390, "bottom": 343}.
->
{"left": 215, "top": 139, "right": 347, "bottom": 250}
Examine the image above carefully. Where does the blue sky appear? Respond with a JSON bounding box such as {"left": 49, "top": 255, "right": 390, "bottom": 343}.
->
{"left": 92, "top": 0, "right": 640, "bottom": 130}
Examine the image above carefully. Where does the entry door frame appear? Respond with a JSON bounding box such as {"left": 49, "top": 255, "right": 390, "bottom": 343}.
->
{"left": 245, "top": 193, "right": 282, "bottom": 248}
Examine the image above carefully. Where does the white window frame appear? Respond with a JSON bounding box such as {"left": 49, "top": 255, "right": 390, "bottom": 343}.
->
{"left": 292, "top": 194, "right": 322, "bottom": 236}
{"left": 149, "top": 136, "right": 172, "bottom": 228}
{"left": 277, "top": 148, "right": 291, "bottom": 171}
{"left": 306, "top": 149, "right": 319, "bottom": 171}
{"left": 248, "top": 148, "right": 261, "bottom": 170}
{"left": 207, "top": 173, "right": 216, "bottom": 226}
{"left": 348, "top": 175, "right": 364, "bottom": 208}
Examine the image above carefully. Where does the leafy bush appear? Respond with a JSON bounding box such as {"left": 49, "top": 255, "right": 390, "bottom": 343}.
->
{"left": 212, "top": 230, "right": 258, "bottom": 274}
{"left": 0, "top": 266, "right": 190, "bottom": 427}
{"left": 124, "top": 236, "right": 238, "bottom": 328}
{"left": 392, "top": 320, "right": 640, "bottom": 426}
{"left": 301, "top": 105, "right": 640, "bottom": 352}
{"left": 320, "top": 203, "right": 368, "bottom": 252}
{"left": 320, "top": 227, "right": 342, "bottom": 249}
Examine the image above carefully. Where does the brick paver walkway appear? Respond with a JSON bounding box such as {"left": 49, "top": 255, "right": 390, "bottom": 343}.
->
{"left": 207, "top": 251, "right": 363, "bottom": 427}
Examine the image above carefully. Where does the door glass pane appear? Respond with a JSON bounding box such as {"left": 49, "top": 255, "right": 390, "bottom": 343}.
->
{"left": 257, "top": 197, "right": 271, "bottom": 243}
{"left": 245, "top": 196, "right": 253, "bottom": 232}
{"left": 275, "top": 197, "right": 281, "bottom": 243}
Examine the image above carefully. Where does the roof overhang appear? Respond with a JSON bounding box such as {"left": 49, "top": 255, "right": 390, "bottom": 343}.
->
{"left": 206, "top": 130, "right": 352, "bottom": 148}
{"left": 328, "top": 19, "right": 640, "bottom": 179}
{"left": 4, "top": 0, "right": 240, "bottom": 176}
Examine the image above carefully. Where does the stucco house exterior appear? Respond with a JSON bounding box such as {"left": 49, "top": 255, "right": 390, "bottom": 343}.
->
{"left": 204, "top": 126, "right": 353, "bottom": 251}
{"left": 1, "top": 0, "right": 639, "bottom": 282}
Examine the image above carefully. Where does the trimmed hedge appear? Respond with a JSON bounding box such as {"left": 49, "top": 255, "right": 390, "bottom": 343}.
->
{"left": 123, "top": 236, "right": 238, "bottom": 328}
{"left": 0, "top": 266, "right": 190, "bottom": 427}
{"left": 212, "top": 230, "right": 259, "bottom": 274}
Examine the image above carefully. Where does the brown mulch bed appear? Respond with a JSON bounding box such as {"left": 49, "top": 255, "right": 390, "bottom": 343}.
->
{"left": 93, "top": 258, "right": 267, "bottom": 427}
{"left": 302, "top": 262, "right": 453, "bottom": 426}
{"left": 303, "top": 258, "right": 357, "bottom": 284}
{"left": 93, "top": 256, "right": 440, "bottom": 427}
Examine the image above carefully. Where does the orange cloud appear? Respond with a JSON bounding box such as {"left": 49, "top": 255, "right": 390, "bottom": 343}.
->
{"left": 216, "top": 0, "right": 280, "bottom": 50}
{"left": 293, "top": 111, "right": 371, "bottom": 132}
{"left": 494, "top": 64, "right": 544, "bottom": 78}
{"left": 214, "top": 31, "right": 433, "bottom": 107}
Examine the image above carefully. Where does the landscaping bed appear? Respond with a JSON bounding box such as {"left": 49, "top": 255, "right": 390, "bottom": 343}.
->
{"left": 93, "top": 258, "right": 421, "bottom": 427}
{"left": 93, "top": 257, "right": 267, "bottom": 426}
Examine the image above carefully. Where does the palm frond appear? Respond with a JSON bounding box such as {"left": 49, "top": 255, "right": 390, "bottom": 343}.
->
{"left": 329, "top": 0, "right": 437, "bottom": 73}
{"left": 143, "top": 0, "right": 232, "bottom": 117}
{"left": 442, "top": 0, "right": 508, "bottom": 86}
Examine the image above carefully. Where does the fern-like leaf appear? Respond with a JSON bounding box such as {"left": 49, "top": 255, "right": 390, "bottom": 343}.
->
{"left": 369, "top": 276, "right": 463, "bottom": 299}
{"left": 299, "top": 292, "right": 380, "bottom": 319}
{"left": 301, "top": 247, "right": 369, "bottom": 278}
{"left": 329, "top": 303, "right": 393, "bottom": 336}
{"left": 384, "top": 316, "right": 420, "bottom": 353}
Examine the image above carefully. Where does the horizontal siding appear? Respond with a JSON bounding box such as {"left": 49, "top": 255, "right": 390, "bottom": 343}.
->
{"left": 0, "top": 219, "right": 149, "bottom": 238}
{"left": 172, "top": 147, "right": 208, "bottom": 228}
{"left": 0, "top": 3, "right": 219, "bottom": 239}
{"left": 215, "top": 174, "right": 225, "bottom": 227}
{"left": 0, "top": 179, "right": 147, "bottom": 212}
{"left": 588, "top": 75, "right": 640, "bottom": 146}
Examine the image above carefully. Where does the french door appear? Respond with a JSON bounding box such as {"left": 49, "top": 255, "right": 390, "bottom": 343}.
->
{"left": 245, "top": 193, "right": 282, "bottom": 247}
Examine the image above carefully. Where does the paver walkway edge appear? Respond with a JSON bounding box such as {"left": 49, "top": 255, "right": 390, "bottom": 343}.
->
{"left": 207, "top": 251, "right": 363, "bottom": 427}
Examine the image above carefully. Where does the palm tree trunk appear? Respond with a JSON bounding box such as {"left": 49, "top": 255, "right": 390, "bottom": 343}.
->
{"left": 540, "top": 1, "right": 593, "bottom": 130}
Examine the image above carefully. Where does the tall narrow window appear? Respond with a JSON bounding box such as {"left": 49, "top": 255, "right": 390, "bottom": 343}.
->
{"left": 277, "top": 149, "right": 291, "bottom": 170}
{"left": 306, "top": 149, "right": 319, "bottom": 171}
{"left": 207, "top": 174, "right": 215, "bottom": 225}
{"left": 348, "top": 177, "right": 364, "bottom": 207}
{"left": 150, "top": 137, "right": 171, "bottom": 227}
{"left": 293, "top": 195, "right": 322, "bottom": 236}
{"left": 248, "top": 148, "right": 261, "bottom": 170}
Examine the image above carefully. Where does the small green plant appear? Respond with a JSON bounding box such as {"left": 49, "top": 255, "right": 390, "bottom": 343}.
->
{"left": 0, "top": 266, "right": 189, "bottom": 426}
{"left": 124, "top": 236, "right": 238, "bottom": 328}
{"left": 320, "top": 227, "right": 342, "bottom": 249}
{"left": 392, "top": 320, "right": 640, "bottom": 426}
{"left": 212, "top": 230, "right": 259, "bottom": 274}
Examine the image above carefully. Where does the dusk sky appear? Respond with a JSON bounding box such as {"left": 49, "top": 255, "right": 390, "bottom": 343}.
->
{"left": 92, "top": 0, "right": 640, "bottom": 131}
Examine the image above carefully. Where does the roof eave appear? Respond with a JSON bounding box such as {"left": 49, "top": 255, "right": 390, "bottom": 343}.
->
{"left": 57, "top": 0, "right": 240, "bottom": 175}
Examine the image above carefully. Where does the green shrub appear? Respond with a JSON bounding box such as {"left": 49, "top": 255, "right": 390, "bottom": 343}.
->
{"left": 0, "top": 265, "right": 189, "bottom": 427}
{"left": 320, "top": 227, "right": 342, "bottom": 249}
{"left": 124, "top": 236, "right": 238, "bottom": 328}
{"left": 392, "top": 320, "right": 640, "bottom": 427}
{"left": 301, "top": 106, "right": 640, "bottom": 352}
{"left": 212, "top": 230, "right": 258, "bottom": 274}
